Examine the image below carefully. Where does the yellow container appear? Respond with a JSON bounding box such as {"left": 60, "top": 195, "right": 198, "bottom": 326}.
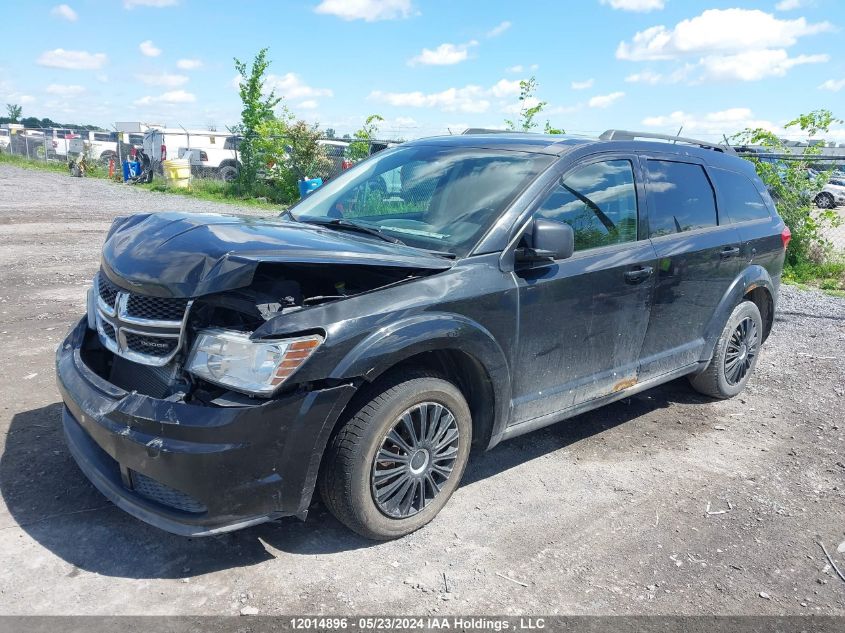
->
{"left": 162, "top": 158, "right": 192, "bottom": 188}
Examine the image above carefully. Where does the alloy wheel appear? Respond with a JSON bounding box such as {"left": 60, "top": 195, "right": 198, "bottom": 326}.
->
{"left": 724, "top": 316, "right": 759, "bottom": 385}
{"left": 371, "top": 402, "right": 460, "bottom": 518}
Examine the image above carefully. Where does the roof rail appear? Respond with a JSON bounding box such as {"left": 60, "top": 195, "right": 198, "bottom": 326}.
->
{"left": 599, "top": 129, "right": 736, "bottom": 154}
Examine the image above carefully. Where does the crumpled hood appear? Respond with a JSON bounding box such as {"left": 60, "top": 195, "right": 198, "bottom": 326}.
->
{"left": 100, "top": 212, "right": 452, "bottom": 297}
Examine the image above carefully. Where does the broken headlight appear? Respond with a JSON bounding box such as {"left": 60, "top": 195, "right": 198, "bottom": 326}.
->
{"left": 185, "top": 328, "right": 323, "bottom": 396}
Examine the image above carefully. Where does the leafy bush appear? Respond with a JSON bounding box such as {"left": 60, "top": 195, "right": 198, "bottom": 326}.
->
{"left": 733, "top": 109, "right": 842, "bottom": 269}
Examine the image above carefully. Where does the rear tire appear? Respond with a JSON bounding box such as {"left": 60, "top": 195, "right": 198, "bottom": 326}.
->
{"left": 219, "top": 164, "right": 239, "bottom": 182}
{"left": 689, "top": 300, "right": 763, "bottom": 399}
{"left": 319, "top": 370, "right": 472, "bottom": 540}
{"left": 815, "top": 192, "right": 835, "bottom": 209}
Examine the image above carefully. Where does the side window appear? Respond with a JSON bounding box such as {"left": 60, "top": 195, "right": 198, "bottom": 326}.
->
{"left": 646, "top": 160, "right": 717, "bottom": 237}
{"left": 537, "top": 159, "right": 638, "bottom": 251}
{"left": 710, "top": 168, "right": 771, "bottom": 223}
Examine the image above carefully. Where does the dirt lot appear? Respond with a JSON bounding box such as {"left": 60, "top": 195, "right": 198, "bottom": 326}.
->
{"left": 0, "top": 165, "right": 843, "bottom": 616}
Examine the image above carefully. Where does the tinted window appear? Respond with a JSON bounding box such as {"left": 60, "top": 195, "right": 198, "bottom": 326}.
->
{"left": 537, "top": 160, "right": 638, "bottom": 251}
{"left": 646, "top": 160, "right": 717, "bottom": 237}
{"left": 710, "top": 168, "right": 770, "bottom": 223}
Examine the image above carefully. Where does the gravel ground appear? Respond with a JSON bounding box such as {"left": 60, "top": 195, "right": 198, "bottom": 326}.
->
{"left": 0, "top": 165, "right": 844, "bottom": 616}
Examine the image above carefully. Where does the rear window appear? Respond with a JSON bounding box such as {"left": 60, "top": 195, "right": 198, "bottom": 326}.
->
{"left": 710, "top": 168, "right": 771, "bottom": 223}
{"left": 646, "top": 160, "right": 717, "bottom": 237}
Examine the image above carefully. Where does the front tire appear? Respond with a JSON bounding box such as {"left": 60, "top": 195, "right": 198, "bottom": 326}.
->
{"left": 319, "top": 370, "right": 472, "bottom": 540}
{"left": 689, "top": 300, "right": 763, "bottom": 399}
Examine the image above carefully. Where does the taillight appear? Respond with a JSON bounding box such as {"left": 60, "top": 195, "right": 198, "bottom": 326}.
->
{"left": 161, "top": 144, "right": 167, "bottom": 160}
{"left": 781, "top": 225, "right": 792, "bottom": 250}
{"left": 52, "top": 141, "right": 57, "bottom": 148}
{"left": 341, "top": 159, "right": 354, "bottom": 170}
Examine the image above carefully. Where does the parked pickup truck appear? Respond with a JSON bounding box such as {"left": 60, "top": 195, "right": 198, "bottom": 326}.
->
{"left": 57, "top": 130, "right": 788, "bottom": 540}
{"left": 179, "top": 138, "right": 352, "bottom": 182}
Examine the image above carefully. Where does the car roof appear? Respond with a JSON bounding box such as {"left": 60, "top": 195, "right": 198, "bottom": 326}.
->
{"left": 402, "top": 132, "right": 757, "bottom": 174}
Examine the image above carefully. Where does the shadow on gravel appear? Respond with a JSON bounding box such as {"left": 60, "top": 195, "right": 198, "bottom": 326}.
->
{"left": 1, "top": 379, "right": 708, "bottom": 580}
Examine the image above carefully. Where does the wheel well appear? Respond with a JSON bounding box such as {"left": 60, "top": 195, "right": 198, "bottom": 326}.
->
{"left": 346, "top": 350, "right": 497, "bottom": 449}
{"left": 744, "top": 286, "right": 774, "bottom": 341}
{"left": 219, "top": 160, "right": 240, "bottom": 170}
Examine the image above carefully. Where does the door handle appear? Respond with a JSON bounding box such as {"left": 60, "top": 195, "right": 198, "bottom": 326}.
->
{"left": 624, "top": 266, "right": 653, "bottom": 284}
{"left": 720, "top": 246, "right": 740, "bottom": 259}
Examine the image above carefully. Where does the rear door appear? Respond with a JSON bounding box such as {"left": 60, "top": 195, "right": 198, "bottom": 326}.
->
{"left": 637, "top": 156, "right": 742, "bottom": 381}
{"left": 510, "top": 154, "right": 657, "bottom": 423}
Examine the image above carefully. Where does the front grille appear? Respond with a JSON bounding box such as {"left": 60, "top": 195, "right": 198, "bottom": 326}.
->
{"left": 94, "top": 269, "right": 192, "bottom": 367}
{"left": 101, "top": 320, "right": 116, "bottom": 341}
{"left": 97, "top": 274, "right": 120, "bottom": 308}
{"left": 130, "top": 471, "right": 207, "bottom": 514}
{"left": 126, "top": 294, "right": 189, "bottom": 322}
{"left": 109, "top": 356, "right": 173, "bottom": 398}
{"left": 124, "top": 331, "right": 179, "bottom": 357}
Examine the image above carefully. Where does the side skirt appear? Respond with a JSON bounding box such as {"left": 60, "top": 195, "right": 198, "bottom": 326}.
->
{"left": 499, "top": 362, "right": 702, "bottom": 442}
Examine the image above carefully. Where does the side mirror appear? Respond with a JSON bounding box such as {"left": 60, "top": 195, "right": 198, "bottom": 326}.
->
{"left": 516, "top": 217, "right": 575, "bottom": 263}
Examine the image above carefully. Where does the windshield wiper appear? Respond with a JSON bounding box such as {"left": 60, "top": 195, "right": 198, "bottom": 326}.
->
{"left": 301, "top": 218, "right": 405, "bottom": 245}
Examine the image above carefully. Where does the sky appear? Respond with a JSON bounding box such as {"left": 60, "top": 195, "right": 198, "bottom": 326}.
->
{"left": 1, "top": 0, "right": 844, "bottom": 142}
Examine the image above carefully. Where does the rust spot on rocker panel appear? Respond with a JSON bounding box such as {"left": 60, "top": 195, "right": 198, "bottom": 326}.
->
{"left": 612, "top": 377, "right": 638, "bottom": 392}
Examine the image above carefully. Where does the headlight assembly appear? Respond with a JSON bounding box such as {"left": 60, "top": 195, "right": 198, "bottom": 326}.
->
{"left": 185, "top": 329, "right": 323, "bottom": 396}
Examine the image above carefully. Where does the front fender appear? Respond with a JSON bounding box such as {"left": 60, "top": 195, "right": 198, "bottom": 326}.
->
{"left": 329, "top": 312, "right": 512, "bottom": 447}
{"left": 698, "top": 264, "right": 776, "bottom": 368}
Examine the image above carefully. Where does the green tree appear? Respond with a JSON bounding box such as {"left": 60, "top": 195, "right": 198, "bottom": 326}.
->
{"left": 325, "top": 128, "right": 336, "bottom": 139}
{"left": 504, "top": 77, "right": 564, "bottom": 134}
{"left": 255, "top": 118, "right": 332, "bottom": 202}
{"left": 733, "top": 109, "right": 843, "bottom": 267}
{"left": 6, "top": 103, "right": 22, "bottom": 122}
{"left": 233, "top": 48, "right": 282, "bottom": 192}
{"left": 346, "top": 114, "right": 384, "bottom": 161}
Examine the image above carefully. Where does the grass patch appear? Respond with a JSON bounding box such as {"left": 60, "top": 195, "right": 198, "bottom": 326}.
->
{"left": 137, "top": 178, "right": 284, "bottom": 210}
{"left": 783, "top": 259, "right": 845, "bottom": 292}
{"left": 0, "top": 151, "right": 112, "bottom": 179}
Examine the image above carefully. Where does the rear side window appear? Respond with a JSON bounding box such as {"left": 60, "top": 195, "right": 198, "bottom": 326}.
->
{"left": 646, "top": 160, "right": 717, "bottom": 237}
{"left": 710, "top": 168, "right": 771, "bottom": 223}
{"left": 537, "top": 159, "right": 638, "bottom": 251}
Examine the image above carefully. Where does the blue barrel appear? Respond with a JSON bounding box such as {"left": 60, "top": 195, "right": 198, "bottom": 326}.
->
{"left": 297, "top": 177, "right": 323, "bottom": 198}
{"left": 122, "top": 160, "right": 140, "bottom": 182}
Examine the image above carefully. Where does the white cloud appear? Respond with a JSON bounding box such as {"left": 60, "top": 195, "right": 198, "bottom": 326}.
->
{"left": 819, "top": 78, "right": 845, "bottom": 92}
{"left": 625, "top": 70, "right": 662, "bottom": 84}
{"left": 138, "top": 90, "right": 195, "bottom": 105}
{"left": 571, "top": 78, "right": 594, "bottom": 90}
{"left": 641, "top": 107, "right": 780, "bottom": 136}
{"left": 487, "top": 21, "right": 511, "bottom": 37}
{"left": 600, "top": 0, "right": 664, "bottom": 11}
{"left": 588, "top": 91, "right": 625, "bottom": 108}
{"left": 370, "top": 85, "right": 490, "bottom": 113}
{"left": 502, "top": 96, "right": 540, "bottom": 114}
{"left": 298, "top": 99, "right": 319, "bottom": 109}
{"left": 314, "top": 0, "right": 413, "bottom": 22}
{"left": 51, "top": 4, "right": 78, "bottom": 21}
{"left": 176, "top": 58, "right": 202, "bottom": 70}
{"left": 506, "top": 64, "right": 524, "bottom": 73}
{"left": 139, "top": 40, "right": 161, "bottom": 57}
{"left": 136, "top": 72, "right": 189, "bottom": 87}
{"left": 408, "top": 41, "right": 477, "bottom": 66}
{"left": 265, "top": 73, "right": 333, "bottom": 99}
{"left": 46, "top": 83, "right": 85, "bottom": 95}
{"left": 699, "top": 49, "right": 828, "bottom": 81}
{"left": 775, "top": 0, "right": 810, "bottom": 10}
{"left": 124, "top": 0, "right": 178, "bottom": 8}
{"left": 489, "top": 78, "right": 522, "bottom": 98}
{"left": 15, "top": 95, "right": 36, "bottom": 105}
{"left": 37, "top": 48, "right": 107, "bottom": 70}
{"left": 370, "top": 78, "right": 536, "bottom": 114}
{"left": 616, "top": 9, "right": 832, "bottom": 61}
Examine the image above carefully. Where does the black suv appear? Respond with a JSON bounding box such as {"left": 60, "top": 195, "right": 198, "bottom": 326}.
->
{"left": 56, "top": 131, "right": 789, "bottom": 539}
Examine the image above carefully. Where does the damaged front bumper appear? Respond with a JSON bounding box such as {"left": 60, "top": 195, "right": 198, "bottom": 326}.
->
{"left": 56, "top": 318, "right": 355, "bottom": 536}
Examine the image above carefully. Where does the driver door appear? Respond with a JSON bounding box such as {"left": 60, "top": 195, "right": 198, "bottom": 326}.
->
{"left": 509, "top": 154, "right": 657, "bottom": 425}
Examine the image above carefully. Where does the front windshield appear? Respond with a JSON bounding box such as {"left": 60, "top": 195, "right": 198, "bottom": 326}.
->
{"left": 288, "top": 144, "right": 554, "bottom": 257}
